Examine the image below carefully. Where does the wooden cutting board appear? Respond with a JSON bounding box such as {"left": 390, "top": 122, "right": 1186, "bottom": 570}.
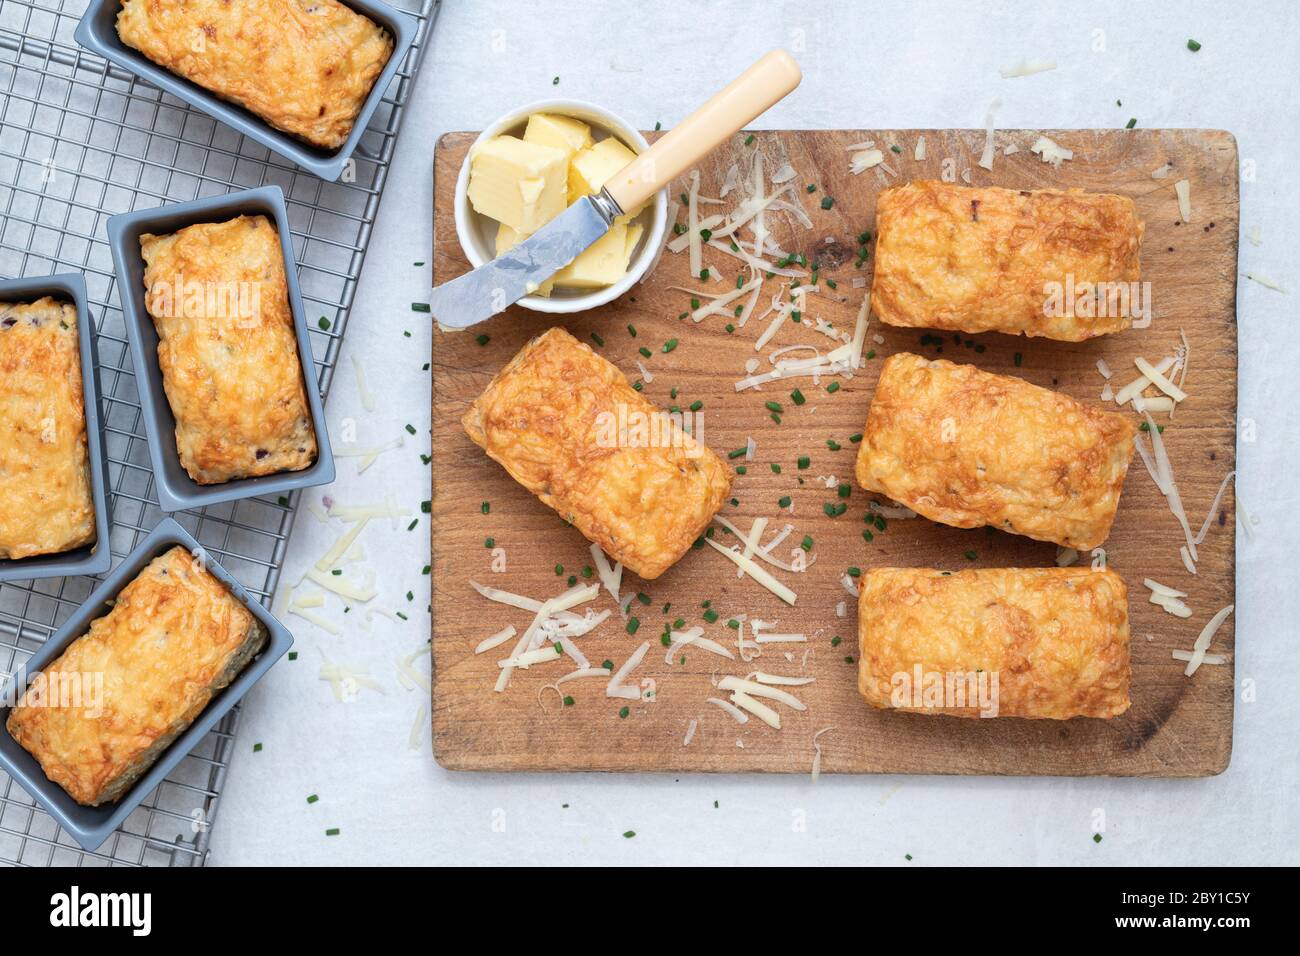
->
{"left": 431, "top": 128, "right": 1238, "bottom": 776}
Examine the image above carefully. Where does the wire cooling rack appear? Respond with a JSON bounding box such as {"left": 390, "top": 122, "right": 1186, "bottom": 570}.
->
{"left": 0, "top": 0, "right": 438, "bottom": 866}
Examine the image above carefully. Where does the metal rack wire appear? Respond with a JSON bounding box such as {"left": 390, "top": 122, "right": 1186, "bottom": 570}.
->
{"left": 0, "top": 0, "right": 438, "bottom": 866}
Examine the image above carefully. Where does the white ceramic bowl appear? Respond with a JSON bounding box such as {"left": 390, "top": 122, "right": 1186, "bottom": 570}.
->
{"left": 453, "top": 98, "right": 668, "bottom": 314}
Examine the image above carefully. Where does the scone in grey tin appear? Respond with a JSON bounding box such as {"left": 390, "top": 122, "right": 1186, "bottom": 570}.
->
{"left": 0, "top": 273, "right": 112, "bottom": 583}
{"left": 73, "top": 0, "right": 418, "bottom": 182}
{"left": 0, "top": 517, "right": 294, "bottom": 853}
{"left": 106, "top": 185, "right": 335, "bottom": 513}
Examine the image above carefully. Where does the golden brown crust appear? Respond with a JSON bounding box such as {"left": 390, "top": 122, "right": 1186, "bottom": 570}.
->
{"left": 140, "top": 215, "right": 317, "bottom": 485}
{"left": 856, "top": 353, "right": 1136, "bottom": 550}
{"left": 463, "top": 328, "right": 732, "bottom": 580}
{"left": 0, "top": 297, "right": 95, "bottom": 560}
{"left": 858, "top": 567, "right": 1131, "bottom": 719}
{"left": 6, "top": 546, "right": 267, "bottom": 805}
{"left": 871, "top": 181, "right": 1144, "bottom": 341}
{"left": 116, "top": 0, "right": 393, "bottom": 150}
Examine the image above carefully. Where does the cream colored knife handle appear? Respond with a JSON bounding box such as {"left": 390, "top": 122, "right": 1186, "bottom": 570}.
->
{"left": 603, "top": 50, "right": 801, "bottom": 215}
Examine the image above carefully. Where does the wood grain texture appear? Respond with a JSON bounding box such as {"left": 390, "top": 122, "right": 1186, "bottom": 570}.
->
{"left": 432, "top": 128, "right": 1238, "bottom": 776}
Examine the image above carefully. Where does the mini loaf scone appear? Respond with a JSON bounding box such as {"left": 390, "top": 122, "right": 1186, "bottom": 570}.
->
{"left": 856, "top": 353, "right": 1136, "bottom": 551}
{"left": 139, "top": 214, "right": 317, "bottom": 485}
{"left": 462, "top": 327, "right": 732, "bottom": 580}
{"left": 858, "top": 567, "right": 1131, "bottom": 720}
{"left": 6, "top": 546, "right": 268, "bottom": 805}
{"left": 871, "top": 181, "right": 1144, "bottom": 341}
{"left": 116, "top": 0, "right": 393, "bottom": 150}
{"left": 0, "top": 297, "right": 96, "bottom": 560}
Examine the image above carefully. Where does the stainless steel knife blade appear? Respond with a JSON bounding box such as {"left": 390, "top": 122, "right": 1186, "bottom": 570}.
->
{"left": 429, "top": 191, "right": 621, "bottom": 329}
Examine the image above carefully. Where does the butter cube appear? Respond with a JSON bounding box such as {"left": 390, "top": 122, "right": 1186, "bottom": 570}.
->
{"left": 623, "top": 223, "right": 644, "bottom": 262}
{"left": 494, "top": 223, "right": 553, "bottom": 296}
{"left": 567, "top": 137, "right": 648, "bottom": 216}
{"left": 552, "top": 222, "right": 634, "bottom": 290}
{"left": 468, "top": 135, "right": 568, "bottom": 234}
{"left": 523, "top": 113, "right": 592, "bottom": 160}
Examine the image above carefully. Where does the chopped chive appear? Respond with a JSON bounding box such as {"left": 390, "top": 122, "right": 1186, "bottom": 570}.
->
{"left": 306, "top": 794, "right": 319, "bottom": 804}
{"left": 318, "top": 316, "right": 331, "bottom": 330}
{"left": 862, "top": 529, "right": 874, "bottom": 542}
{"left": 689, "top": 400, "right": 703, "bottom": 411}
{"left": 581, "top": 566, "right": 593, "bottom": 578}
{"left": 484, "top": 537, "right": 494, "bottom": 548}
{"left": 837, "top": 482, "right": 851, "bottom": 498}
{"left": 790, "top": 388, "right": 806, "bottom": 406}
{"left": 826, "top": 381, "right": 841, "bottom": 393}
{"left": 626, "top": 617, "right": 640, "bottom": 635}
{"left": 703, "top": 608, "right": 719, "bottom": 623}
{"left": 325, "top": 828, "right": 341, "bottom": 836}
{"left": 405, "top": 423, "right": 416, "bottom": 435}
{"left": 806, "top": 183, "right": 817, "bottom": 193}
{"left": 728, "top": 447, "right": 747, "bottom": 459}
{"left": 964, "top": 550, "right": 978, "bottom": 561}
{"left": 797, "top": 456, "right": 810, "bottom": 469}
{"left": 735, "top": 465, "right": 747, "bottom": 475}
{"left": 820, "top": 196, "right": 834, "bottom": 210}
{"left": 619, "top": 706, "right": 630, "bottom": 719}
{"left": 847, "top": 566, "right": 861, "bottom": 577}
{"left": 411, "top": 302, "right": 430, "bottom": 312}
{"left": 1187, "top": 38, "right": 1201, "bottom": 52}
{"left": 770, "top": 412, "right": 781, "bottom": 424}
{"left": 764, "top": 400, "right": 783, "bottom": 414}
{"left": 563, "top": 695, "right": 575, "bottom": 706}
{"left": 827, "top": 439, "right": 842, "bottom": 451}
{"left": 253, "top": 742, "right": 262, "bottom": 752}
{"left": 890, "top": 144, "right": 902, "bottom": 154}
{"left": 823, "top": 502, "right": 847, "bottom": 517}
{"left": 744, "top": 134, "right": 755, "bottom": 145}
{"left": 481, "top": 501, "right": 490, "bottom": 514}
{"left": 1013, "top": 352, "right": 1023, "bottom": 367}
{"left": 849, "top": 433, "right": 863, "bottom": 443}
{"left": 590, "top": 332, "right": 604, "bottom": 346}
{"left": 770, "top": 462, "right": 781, "bottom": 473}
{"left": 475, "top": 333, "right": 490, "bottom": 346}
{"left": 638, "top": 346, "right": 652, "bottom": 358}
{"left": 554, "top": 563, "right": 564, "bottom": 575}
{"left": 801, "top": 535, "right": 813, "bottom": 551}
{"left": 662, "top": 338, "right": 678, "bottom": 353}
{"left": 1125, "top": 118, "right": 1137, "bottom": 129}
{"left": 778, "top": 495, "right": 792, "bottom": 508}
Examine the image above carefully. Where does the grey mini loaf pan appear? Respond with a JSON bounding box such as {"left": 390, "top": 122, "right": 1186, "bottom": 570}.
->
{"left": 0, "top": 273, "right": 112, "bottom": 583}
{"left": 73, "top": 0, "right": 418, "bottom": 181}
{"left": 106, "top": 185, "right": 335, "bottom": 513}
{"left": 0, "top": 516, "right": 294, "bottom": 852}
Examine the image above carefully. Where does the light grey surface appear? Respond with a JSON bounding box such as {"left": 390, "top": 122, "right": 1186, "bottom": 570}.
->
{"left": 209, "top": 0, "right": 1299, "bottom": 866}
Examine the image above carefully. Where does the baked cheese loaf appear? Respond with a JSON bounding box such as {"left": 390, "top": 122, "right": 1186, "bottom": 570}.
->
{"left": 856, "top": 353, "right": 1136, "bottom": 551}
{"left": 6, "top": 546, "right": 267, "bottom": 805}
{"left": 0, "top": 296, "right": 96, "bottom": 560}
{"left": 871, "top": 181, "right": 1144, "bottom": 341}
{"left": 116, "top": 0, "right": 393, "bottom": 150}
{"left": 858, "top": 567, "right": 1131, "bottom": 719}
{"left": 139, "top": 214, "right": 317, "bottom": 485}
{"left": 463, "top": 327, "right": 732, "bottom": 580}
